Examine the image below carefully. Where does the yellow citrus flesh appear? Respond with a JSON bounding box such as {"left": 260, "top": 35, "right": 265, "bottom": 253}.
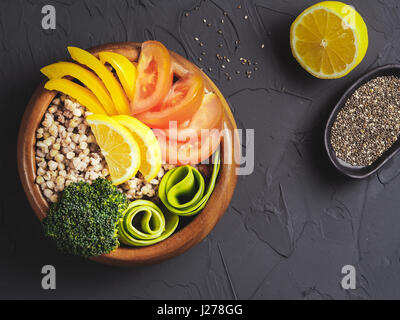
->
{"left": 113, "top": 115, "right": 162, "bottom": 182}
{"left": 86, "top": 114, "right": 141, "bottom": 185}
{"left": 290, "top": 1, "right": 368, "bottom": 79}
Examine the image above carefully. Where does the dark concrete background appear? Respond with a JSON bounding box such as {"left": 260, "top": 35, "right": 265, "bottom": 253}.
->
{"left": 1, "top": 0, "right": 400, "bottom": 299}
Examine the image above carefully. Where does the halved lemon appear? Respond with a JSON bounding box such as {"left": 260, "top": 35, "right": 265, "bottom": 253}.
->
{"left": 113, "top": 115, "right": 162, "bottom": 182}
{"left": 290, "top": 1, "right": 368, "bottom": 79}
{"left": 86, "top": 114, "right": 141, "bottom": 185}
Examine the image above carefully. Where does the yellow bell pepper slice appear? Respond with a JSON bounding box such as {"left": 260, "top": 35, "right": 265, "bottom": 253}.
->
{"left": 41, "top": 62, "right": 116, "bottom": 116}
{"left": 99, "top": 52, "right": 137, "bottom": 101}
{"left": 68, "top": 47, "right": 131, "bottom": 115}
{"left": 44, "top": 78, "right": 107, "bottom": 115}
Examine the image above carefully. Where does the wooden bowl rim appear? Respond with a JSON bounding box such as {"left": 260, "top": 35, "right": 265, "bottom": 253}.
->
{"left": 17, "top": 42, "right": 239, "bottom": 267}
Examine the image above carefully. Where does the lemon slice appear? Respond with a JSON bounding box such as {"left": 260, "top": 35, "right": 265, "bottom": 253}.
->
{"left": 113, "top": 115, "right": 162, "bottom": 182}
{"left": 290, "top": 1, "right": 368, "bottom": 79}
{"left": 86, "top": 114, "right": 141, "bottom": 185}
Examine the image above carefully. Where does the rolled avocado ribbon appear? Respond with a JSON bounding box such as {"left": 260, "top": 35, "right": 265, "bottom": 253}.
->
{"left": 118, "top": 200, "right": 179, "bottom": 247}
{"left": 159, "top": 150, "right": 221, "bottom": 216}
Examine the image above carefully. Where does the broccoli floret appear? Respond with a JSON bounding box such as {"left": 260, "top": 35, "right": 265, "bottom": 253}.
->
{"left": 43, "top": 178, "right": 128, "bottom": 258}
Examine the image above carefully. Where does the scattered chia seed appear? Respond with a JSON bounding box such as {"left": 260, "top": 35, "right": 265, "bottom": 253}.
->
{"left": 331, "top": 76, "right": 400, "bottom": 166}
{"left": 186, "top": 11, "right": 257, "bottom": 82}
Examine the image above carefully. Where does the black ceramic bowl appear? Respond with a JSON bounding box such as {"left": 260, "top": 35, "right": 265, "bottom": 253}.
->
{"left": 324, "top": 64, "right": 400, "bottom": 179}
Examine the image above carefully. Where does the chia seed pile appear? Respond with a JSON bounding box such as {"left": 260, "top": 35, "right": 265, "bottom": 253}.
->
{"left": 331, "top": 76, "right": 400, "bottom": 166}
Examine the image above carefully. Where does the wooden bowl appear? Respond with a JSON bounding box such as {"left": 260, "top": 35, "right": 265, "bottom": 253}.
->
{"left": 17, "top": 42, "right": 239, "bottom": 266}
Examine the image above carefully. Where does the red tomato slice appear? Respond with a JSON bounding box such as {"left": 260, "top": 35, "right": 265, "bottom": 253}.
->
{"left": 154, "top": 118, "right": 223, "bottom": 165}
{"left": 162, "top": 92, "right": 223, "bottom": 142}
{"left": 131, "top": 41, "right": 172, "bottom": 114}
{"left": 136, "top": 72, "right": 204, "bottom": 128}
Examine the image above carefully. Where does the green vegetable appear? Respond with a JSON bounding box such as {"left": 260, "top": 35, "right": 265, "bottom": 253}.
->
{"left": 118, "top": 200, "right": 179, "bottom": 246}
{"left": 158, "top": 150, "right": 220, "bottom": 216}
{"left": 43, "top": 178, "right": 128, "bottom": 257}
